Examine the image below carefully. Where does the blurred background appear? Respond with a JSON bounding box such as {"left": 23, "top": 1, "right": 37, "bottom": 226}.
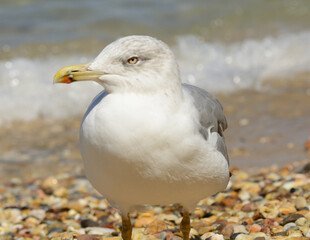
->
{"left": 0, "top": 0, "right": 310, "bottom": 180}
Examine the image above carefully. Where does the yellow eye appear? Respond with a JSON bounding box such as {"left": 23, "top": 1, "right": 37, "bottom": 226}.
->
{"left": 127, "top": 56, "right": 139, "bottom": 64}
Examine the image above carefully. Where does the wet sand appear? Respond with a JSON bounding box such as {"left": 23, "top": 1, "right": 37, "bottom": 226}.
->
{"left": 0, "top": 80, "right": 309, "bottom": 182}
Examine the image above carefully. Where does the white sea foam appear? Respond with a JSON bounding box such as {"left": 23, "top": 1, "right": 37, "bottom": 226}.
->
{"left": 0, "top": 56, "right": 101, "bottom": 124}
{"left": 0, "top": 32, "right": 310, "bottom": 124}
{"left": 177, "top": 32, "right": 310, "bottom": 92}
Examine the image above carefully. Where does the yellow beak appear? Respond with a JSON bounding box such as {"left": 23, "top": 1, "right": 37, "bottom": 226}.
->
{"left": 53, "top": 63, "right": 103, "bottom": 84}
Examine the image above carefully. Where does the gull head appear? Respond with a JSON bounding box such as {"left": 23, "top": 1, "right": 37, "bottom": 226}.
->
{"left": 54, "top": 35, "right": 181, "bottom": 93}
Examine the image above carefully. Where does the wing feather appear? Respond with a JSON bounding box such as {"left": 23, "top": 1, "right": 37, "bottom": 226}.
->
{"left": 182, "top": 83, "right": 229, "bottom": 163}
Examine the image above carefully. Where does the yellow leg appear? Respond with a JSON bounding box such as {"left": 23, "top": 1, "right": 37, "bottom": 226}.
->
{"left": 180, "top": 210, "right": 190, "bottom": 240}
{"left": 121, "top": 213, "right": 132, "bottom": 240}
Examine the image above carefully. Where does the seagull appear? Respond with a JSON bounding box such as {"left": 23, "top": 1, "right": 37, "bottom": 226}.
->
{"left": 54, "top": 35, "right": 230, "bottom": 240}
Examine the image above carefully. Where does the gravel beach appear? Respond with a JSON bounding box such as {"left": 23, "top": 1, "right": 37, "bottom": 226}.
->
{"left": 0, "top": 158, "right": 309, "bottom": 239}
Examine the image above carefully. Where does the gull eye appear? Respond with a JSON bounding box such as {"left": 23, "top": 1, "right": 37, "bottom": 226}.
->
{"left": 127, "top": 56, "right": 139, "bottom": 64}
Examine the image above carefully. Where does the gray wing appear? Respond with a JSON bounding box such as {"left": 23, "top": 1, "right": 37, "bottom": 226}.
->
{"left": 182, "top": 83, "right": 229, "bottom": 164}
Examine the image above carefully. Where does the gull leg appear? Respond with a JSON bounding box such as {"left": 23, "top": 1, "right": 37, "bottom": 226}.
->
{"left": 180, "top": 210, "right": 190, "bottom": 240}
{"left": 121, "top": 213, "right": 132, "bottom": 240}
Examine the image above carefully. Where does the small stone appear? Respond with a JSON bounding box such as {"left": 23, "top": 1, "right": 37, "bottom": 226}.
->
{"left": 191, "top": 221, "right": 210, "bottom": 233}
{"left": 49, "top": 232, "right": 78, "bottom": 239}
{"left": 207, "top": 234, "right": 224, "bottom": 240}
{"left": 249, "top": 224, "right": 261, "bottom": 233}
{"left": 47, "top": 227, "right": 64, "bottom": 235}
{"left": 200, "top": 232, "right": 214, "bottom": 240}
{"left": 264, "top": 218, "right": 279, "bottom": 228}
{"left": 42, "top": 176, "right": 58, "bottom": 192}
{"left": 221, "top": 195, "right": 239, "bottom": 207}
{"left": 201, "top": 232, "right": 224, "bottom": 240}
{"left": 132, "top": 228, "right": 145, "bottom": 240}
{"left": 259, "top": 206, "right": 279, "bottom": 219}
{"left": 250, "top": 232, "right": 267, "bottom": 239}
{"left": 266, "top": 172, "right": 281, "bottom": 181}
{"left": 214, "top": 193, "right": 226, "bottom": 203}
{"left": 86, "top": 227, "right": 115, "bottom": 236}
{"left": 25, "top": 216, "right": 40, "bottom": 227}
{"left": 157, "top": 231, "right": 167, "bottom": 240}
{"left": 298, "top": 162, "right": 310, "bottom": 173}
{"left": 233, "top": 225, "right": 248, "bottom": 234}
{"left": 81, "top": 219, "right": 99, "bottom": 228}
{"left": 229, "top": 232, "right": 241, "bottom": 240}
{"left": 281, "top": 213, "right": 304, "bottom": 225}
{"left": 238, "top": 191, "right": 250, "bottom": 201}
{"left": 260, "top": 225, "right": 270, "bottom": 235}
{"left": 241, "top": 202, "right": 257, "bottom": 212}
{"left": 54, "top": 187, "right": 68, "bottom": 197}
{"left": 300, "top": 226, "right": 310, "bottom": 238}
{"left": 134, "top": 217, "right": 153, "bottom": 227}
{"left": 30, "top": 209, "right": 46, "bottom": 221}
{"left": 234, "top": 233, "right": 251, "bottom": 240}
{"left": 295, "top": 196, "right": 307, "bottom": 209}
{"left": 77, "top": 235, "right": 101, "bottom": 240}
{"left": 295, "top": 217, "right": 308, "bottom": 226}
{"left": 279, "top": 205, "right": 297, "bottom": 215}
{"left": 221, "top": 224, "right": 234, "bottom": 238}
{"left": 272, "top": 231, "right": 286, "bottom": 236}
{"left": 286, "top": 229, "right": 303, "bottom": 237}
{"left": 66, "top": 200, "right": 84, "bottom": 212}
{"left": 270, "top": 226, "right": 284, "bottom": 235}
{"left": 198, "top": 226, "right": 216, "bottom": 235}
{"left": 189, "top": 228, "right": 199, "bottom": 238}
{"left": 283, "top": 222, "right": 297, "bottom": 232}
{"left": 101, "top": 237, "right": 122, "bottom": 240}
{"left": 160, "top": 214, "right": 179, "bottom": 222}
{"left": 144, "top": 220, "right": 169, "bottom": 235}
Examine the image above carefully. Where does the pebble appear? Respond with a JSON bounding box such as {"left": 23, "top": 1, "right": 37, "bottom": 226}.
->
{"left": 295, "top": 217, "right": 308, "bottom": 227}
{"left": 221, "top": 223, "right": 234, "bottom": 238}
{"left": 86, "top": 227, "right": 115, "bottom": 236}
{"left": 249, "top": 224, "right": 261, "bottom": 233}
{"left": 278, "top": 204, "right": 296, "bottom": 215}
{"left": 0, "top": 161, "right": 309, "bottom": 239}
{"left": 42, "top": 176, "right": 58, "bottom": 191}
{"left": 295, "top": 196, "right": 307, "bottom": 209}
{"left": 48, "top": 227, "right": 65, "bottom": 235}
{"left": 81, "top": 219, "right": 99, "bottom": 228}
{"left": 281, "top": 213, "right": 304, "bottom": 225}
{"left": 77, "top": 235, "right": 102, "bottom": 240}
{"left": 302, "top": 227, "right": 310, "bottom": 238}
{"left": 233, "top": 224, "right": 248, "bottom": 234}
{"left": 283, "top": 222, "right": 298, "bottom": 232}
{"left": 134, "top": 216, "right": 154, "bottom": 227}
{"left": 258, "top": 205, "right": 279, "bottom": 219}
{"left": 241, "top": 202, "right": 257, "bottom": 212}
{"left": 234, "top": 233, "right": 250, "bottom": 240}
{"left": 250, "top": 232, "right": 267, "bottom": 239}
{"left": 201, "top": 232, "right": 224, "bottom": 240}
{"left": 144, "top": 220, "right": 171, "bottom": 235}
{"left": 30, "top": 209, "right": 46, "bottom": 221}
{"left": 54, "top": 187, "right": 69, "bottom": 198}
{"left": 221, "top": 195, "right": 239, "bottom": 207}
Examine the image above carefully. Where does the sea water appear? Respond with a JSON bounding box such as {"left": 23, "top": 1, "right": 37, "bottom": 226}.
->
{"left": 0, "top": 0, "right": 310, "bottom": 124}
